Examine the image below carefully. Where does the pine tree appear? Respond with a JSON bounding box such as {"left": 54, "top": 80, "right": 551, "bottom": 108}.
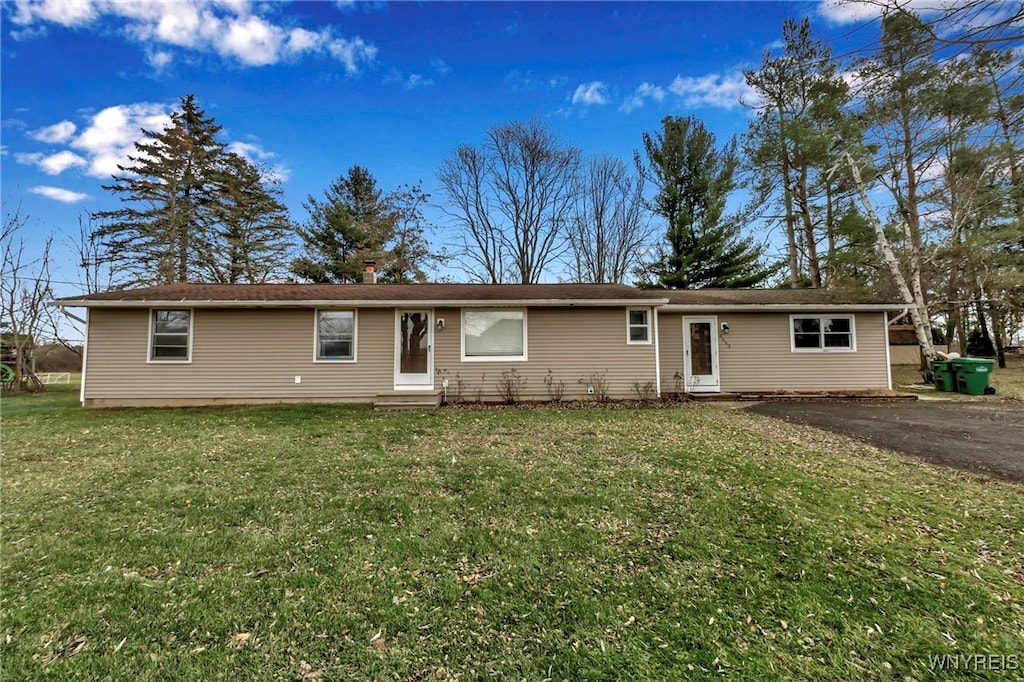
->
{"left": 744, "top": 18, "right": 859, "bottom": 288}
{"left": 638, "top": 115, "right": 772, "bottom": 289}
{"left": 291, "top": 166, "right": 396, "bottom": 283}
{"left": 203, "top": 153, "right": 296, "bottom": 283}
{"left": 93, "top": 94, "right": 225, "bottom": 285}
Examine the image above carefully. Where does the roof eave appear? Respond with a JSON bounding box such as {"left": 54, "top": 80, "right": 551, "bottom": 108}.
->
{"left": 661, "top": 303, "right": 907, "bottom": 312}
{"left": 55, "top": 297, "right": 671, "bottom": 309}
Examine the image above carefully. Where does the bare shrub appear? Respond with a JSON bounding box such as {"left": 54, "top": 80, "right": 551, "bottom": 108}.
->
{"left": 633, "top": 380, "right": 655, "bottom": 402}
{"left": 579, "top": 371, "right": 610, "bottom": 402}
{"left": 543, "top": 370, "right": 566, "bottom": 402}
{"left": 495, "top": 368, "right": 527, "bottom": 404}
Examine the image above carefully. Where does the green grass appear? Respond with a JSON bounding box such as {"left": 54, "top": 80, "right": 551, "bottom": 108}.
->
{"left": 2, "top": 390, "right": 1022, "bottom": 680}
{"left": 892, "top": 353, "right": 1024, "bottom": 401}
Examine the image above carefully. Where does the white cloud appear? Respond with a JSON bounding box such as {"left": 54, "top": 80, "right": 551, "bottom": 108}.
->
{"left": 431, "top": 58, "right": 451, "bottom": 77}
{"left": 227, "top": 141, "right": 291, "bottom": 183}
{"left": 31, "top": 185, "right": 89, "bottom": 203}
{"left": 15, "top": 152, "right": 43, "bottom": 166}
{"left": 620, "top": 82, "right": 666, "bottom": 114}
{"left": 219, "top": 15, "right": 283, "bottom": 66}
{"left": 572, "top": 81, "right": 609, "bottom": 106}
{"left": 39, "top": 150, "right": 88, "bottom": 175}
{"left": 817, "top": 0, "right": 955, "bottom": 25}
{"left": 18, "top": 101, "right": 288, "bottom": 188}
{"left": 11, "top": 0, "right": 97, "bottom": 27}
{"left": 668, "top": 71, "right": 758, "bottom": 109}
{"left": 327, "top": 36, "right": 377, "bottom": 73}
{"left": 30, "top": 120, "right": 76, "bottom": 143}
{"left": 405, "top": 73, "right": 433, "bottom": 89}
{"left": 285, "top": 27, "right": 322, "bottom": 54}
{"left": 9, "top": 0, "right": 377, "bottom": 72}
{"left": 146, "top": 49, "right": 173, "bottom": 71}
{"left": 228, "top": 141, "right": 274, "bottom": 161}
{"left": 70, "top": 103, "right": 173, "bottom": 177}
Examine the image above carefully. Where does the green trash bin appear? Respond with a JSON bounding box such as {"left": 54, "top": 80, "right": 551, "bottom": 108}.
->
{"left": 951, "top": 357, "right": 996, "bottom": 395}
{"left": 929, "top": 359, "right": 955, "bottom": 392}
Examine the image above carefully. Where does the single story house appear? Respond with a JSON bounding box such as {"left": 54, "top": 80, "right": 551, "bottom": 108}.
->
{"left": 56, "top": 281, "right": 904, "bottom": 408}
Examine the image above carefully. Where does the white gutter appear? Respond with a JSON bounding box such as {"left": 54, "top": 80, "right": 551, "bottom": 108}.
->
{"left": 660, "top": 303, "right": 903, "bottom": 312}
{"left": 56, "top": 297, "right": 671, "bottom": 309}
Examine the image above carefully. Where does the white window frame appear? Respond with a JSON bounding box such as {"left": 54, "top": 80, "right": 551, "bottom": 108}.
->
{"left": 314, "top": 309, "right": 358, "bottom": 363}
{"left": 790, "top": 314, "right": 857, "bottom": 353}
{"left": 147, "top": 308, "right": 193, "bottom": 364}
{"left": 460, "top": 308, "right": 528, "bottom": 362}
{"left": 626, "top": 307, "right": 652, "bottom": 345}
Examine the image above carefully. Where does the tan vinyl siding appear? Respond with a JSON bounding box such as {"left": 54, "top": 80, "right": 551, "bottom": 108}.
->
{"left": 84, "top": 305, "right": 659, "bottom": 405}
{"left": 659, "top": 312, "right": 891, "bottom": 392}
{"left": 84, "top": 308, "right": 393, "bottom": 401}
{"left": 433, "top": 307, "right": 657, "bottom": 402}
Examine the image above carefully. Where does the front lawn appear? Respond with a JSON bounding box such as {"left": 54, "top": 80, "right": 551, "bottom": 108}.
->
{"left": 2, "top": 392, "right": 1022, "bottom": 680}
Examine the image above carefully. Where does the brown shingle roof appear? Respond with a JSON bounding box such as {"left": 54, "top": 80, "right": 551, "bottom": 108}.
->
{"left": 55, "top": 283, "right": 902, "bottom": 309}
{"left": 56, "top": 282, "right": 668, "bottom": 306}
{"left": 661, "top": 288, "right": 898, "bottom": 307}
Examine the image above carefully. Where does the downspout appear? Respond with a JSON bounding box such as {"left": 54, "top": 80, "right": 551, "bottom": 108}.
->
{"left": 888, "top": 307, "right": 910, "bottom": 326}
{"left": 883, "top": 313, "right": 893, "bottom": 391}
{"left": 80, "top": 308, "right": 89, "bottom": 407}
{"left": 653, "top": 306, "right": 661, "bottom": 398}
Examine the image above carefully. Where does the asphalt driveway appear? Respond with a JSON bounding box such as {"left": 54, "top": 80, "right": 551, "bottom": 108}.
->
{"left": 744, "top": 400, "right": 1024, "bottom": 484}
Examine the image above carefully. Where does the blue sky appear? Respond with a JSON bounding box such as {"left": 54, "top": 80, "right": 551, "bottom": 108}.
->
{"left": 2, "top": 0, "right": 890, "bottom": 295}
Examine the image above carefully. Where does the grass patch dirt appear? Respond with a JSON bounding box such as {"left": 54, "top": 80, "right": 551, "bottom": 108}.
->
{"left": 2, "top": 389, "right": 1022, "bottom": 680}
{"left": 892, "top": 353, "right": 1024, "bottom": 401}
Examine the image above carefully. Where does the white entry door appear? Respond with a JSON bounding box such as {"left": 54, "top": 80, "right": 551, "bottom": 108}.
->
{"left": 683, "top": 317, "right": 720, "bottom": 392}
{"left": 395, "top": 310, "right": 433, "bottom": 388}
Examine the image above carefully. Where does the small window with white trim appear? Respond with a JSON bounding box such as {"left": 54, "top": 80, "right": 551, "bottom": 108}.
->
{"left": 316, "top": 310, "right": 356, "bottom": 361}
{"left": 791, "top": 315, "right": 855, "bottom": 352}
{"left": 627, "top": 308, "right": 651, "bottom": 344}
{"left": 149, "top": 309, "right": 192, "bottom": 362}
{"left": 462, "top": 309, "right": 526, "bottom": 361}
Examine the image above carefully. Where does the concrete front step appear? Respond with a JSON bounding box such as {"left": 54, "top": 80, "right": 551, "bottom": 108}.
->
{"left": 373, "top": 390, "right": 443, "bottom": 411}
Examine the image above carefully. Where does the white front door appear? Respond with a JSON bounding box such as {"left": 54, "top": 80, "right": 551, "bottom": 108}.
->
{"left": 683, "top": 316, "right": 720, "bottom": 392}
{"left": 395, "top": 310, "right": 433, "bottom": 388}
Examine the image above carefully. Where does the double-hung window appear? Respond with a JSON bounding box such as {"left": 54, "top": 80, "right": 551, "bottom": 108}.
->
{"left": 149, "top": 309, "right": 192, "bottom": 362}
{"left": 316, "top": 310, "right": 356, "bottom": 361}
{"left": 627, "top": 308, "right": 651, "bottom": 344}
{"left": 791, "top": 315, "right": 855, "bottom": 352}
{"left": 462, "top": 309, "right": 526, "bottom": 361}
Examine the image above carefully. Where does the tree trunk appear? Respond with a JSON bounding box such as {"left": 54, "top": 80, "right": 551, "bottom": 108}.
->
{"left": 824, "top": 182, "right": 837, "bottom": 288}
{"left": 779, "top": 108, "right": 800, "bottom": 287}
{"left": 992, "top": 308, "right": 1007, "bottom": 369}
{"left": 846, "top": 152, "right": 935, "bottom": 362}
{"left": 797, "top": 165, "right": 821, "bottom": 287}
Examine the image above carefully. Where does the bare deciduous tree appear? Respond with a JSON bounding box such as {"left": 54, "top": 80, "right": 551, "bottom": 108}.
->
{"left": 437, "top": 119, "right": 580, "bottom": 283}
{"left": 1, "top": 207, "right": 51, "bottom": 393}
{"left": 565, "top": 155, "right": 650, "bottom": 283}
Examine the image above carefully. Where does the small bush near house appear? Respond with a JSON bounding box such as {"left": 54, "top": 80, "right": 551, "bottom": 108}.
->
{"left": 495, "top": 367, "right": 526, "bottom": 404}
{"left": 543, "top": 369, "right": 566, "bottom": 402}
